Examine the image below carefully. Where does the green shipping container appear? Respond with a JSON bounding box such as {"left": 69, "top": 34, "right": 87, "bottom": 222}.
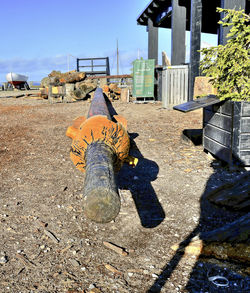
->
{"left": 133, "top": 59, "right": 155, "bottom": 98}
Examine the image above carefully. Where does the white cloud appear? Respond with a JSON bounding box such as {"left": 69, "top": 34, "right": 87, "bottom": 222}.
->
{"left": 0, "top": 48, "right": 148, "bottom": 82}
{"left": 0, "top": 55, "right": 71, "bottom": 82}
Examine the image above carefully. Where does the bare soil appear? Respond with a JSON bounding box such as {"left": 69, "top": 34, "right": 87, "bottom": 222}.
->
{"left": 0, "top": 95, "right": 249, "bottom": 293}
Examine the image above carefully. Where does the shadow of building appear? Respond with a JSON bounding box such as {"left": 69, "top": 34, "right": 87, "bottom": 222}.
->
{"left": 147, "top": 161, "right": 249, "bottom": 292}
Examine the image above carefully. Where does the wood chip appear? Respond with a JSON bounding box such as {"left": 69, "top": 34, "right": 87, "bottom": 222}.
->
{"left": 104, "top": 264, "right": 123, "bottom": 276}
{"left": 171, "top": 239, "right": 203, "bottom": 256}
{"left": 70, "top": 259, "right": 80, "bottom": 267}
{"left": 127, "top": 268, "right": 143, "bottom": 273}
{"left": 16, "top": 253, "right": 36, "bottom": 267}
{"left": 59, "top": 245, "right": 72, "bottom": 254}
{"left": 44, "top": 229, "right": 60, "bottom": 243}
{"left": 103, "top": 241, "right": 128, "bottom": 256}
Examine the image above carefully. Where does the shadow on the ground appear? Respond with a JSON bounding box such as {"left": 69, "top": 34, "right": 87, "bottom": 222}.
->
{"left": 146, "top": 161, "right": 249, "bottom": 292}
{"left": 117, "top": 133, "right": 165, "bottom": 228}
{"left": 104, "top": 94, "right": 165, "bottom": 228}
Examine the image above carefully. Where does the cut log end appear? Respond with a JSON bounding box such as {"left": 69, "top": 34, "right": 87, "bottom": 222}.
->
{"left": 84, "top": 188, "right": 120, "bottom": 223}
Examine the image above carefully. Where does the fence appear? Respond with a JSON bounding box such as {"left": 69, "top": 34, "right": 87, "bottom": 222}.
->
{"left": 162, "top": 65, "right": 189, "bottom": 109}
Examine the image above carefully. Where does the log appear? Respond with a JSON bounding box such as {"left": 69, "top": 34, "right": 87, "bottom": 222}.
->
{"left": 83, "top": 142, "right": 120, "bottom": 223}
{"left": 67, "top": 88, "right": 130, "bottom": 222}
{"left": 73, "top": 80, "right": 97, "bottom": 100}
{"left": 48, "top": 70, "right": 86, "bottom": 83}
{"left": 207, "top": 173, "right": 250, "bottom": 210}
{"left": 200, "top": 213, "right": 250, "bottom": 243}
{"left": 83, "top": 88, "right": 120, "bottom": 222}
{"left": 87, "top": 88, "right": 111, "bottom": 119}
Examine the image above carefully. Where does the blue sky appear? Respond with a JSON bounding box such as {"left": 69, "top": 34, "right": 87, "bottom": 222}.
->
{"left": 0, "top": 0, "right": 217, "bottom": 82}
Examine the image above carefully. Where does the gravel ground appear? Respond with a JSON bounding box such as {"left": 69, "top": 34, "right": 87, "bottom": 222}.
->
{"left": 0, "top": 95, "right": 249, "bottom": 292}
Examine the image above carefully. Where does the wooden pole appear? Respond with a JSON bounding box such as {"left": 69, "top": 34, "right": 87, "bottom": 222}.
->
{"left": 83, "top": 88, "right": 120, "bottom": 223}
{"left": 83, "top": 142, "right": 120, "bottom": 223}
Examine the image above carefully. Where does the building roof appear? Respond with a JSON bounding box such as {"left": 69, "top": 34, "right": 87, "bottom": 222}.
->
{"left": 137, "top": 0, "right": 249, "bottom": 34}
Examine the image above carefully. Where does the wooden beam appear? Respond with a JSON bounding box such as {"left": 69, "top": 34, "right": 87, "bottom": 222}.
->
{"left": 188, "top": 0, "right": 202, "bottom": 101}
{"left": 219, "top": 0, "right": 246, "bottom": 45}
{"left": 171, "top": 0, "right": 186, "bottom": 65}
{"left": 148, "top": 18, "right": 158, "bottom": 64}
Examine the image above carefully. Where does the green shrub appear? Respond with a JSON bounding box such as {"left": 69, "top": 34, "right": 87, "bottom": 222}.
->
{"left": 200, "top": 8, "right": 250, "bottom": 102}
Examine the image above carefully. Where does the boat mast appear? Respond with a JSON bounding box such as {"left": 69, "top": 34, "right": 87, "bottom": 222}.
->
{"left": 116, "top": 39, "right": 119, "bottom": 75}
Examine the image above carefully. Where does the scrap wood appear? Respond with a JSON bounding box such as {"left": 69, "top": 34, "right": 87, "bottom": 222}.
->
{"left": 44, "top": 229, "right": 60, "bottom": 243}
{"left": 127, "top": 268, "right": 144, "bottom": 273}
{"left": 16, "top": 253, "right": 36, "bottom": 267}
{"left": 171, "top": 239, "right": 250, "bottom": 263}
{"left": 104, "top": 264, "right": 123, "bottom": 276}
{"left": 103, "top": 241, "right": 128, "bottom": 256}
{"left": 59, "top": 245, "right": 73, "bottom": 254}
{"left": 171, "top": 239, "right": 203, "bottom": 256}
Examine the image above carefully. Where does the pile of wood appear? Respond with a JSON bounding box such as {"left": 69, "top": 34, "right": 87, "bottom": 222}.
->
{"left": 102, "top": 83, "right": 122, "bottom": 101}
{"left": 40, "top": 70, "right": 98, "bottom": 102}
{"left": 39, "top": 71, "right": 128, "bottom": 103}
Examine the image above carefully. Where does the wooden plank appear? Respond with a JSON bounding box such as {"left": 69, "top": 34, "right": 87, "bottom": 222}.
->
{"left": 204, "top": 110, "right": 232, "bottom": 132}
{"left": 203, "top": 136, "right": 231, "bottom": 163}
{"left": 239, "top": 151, "right": 250, "bottom": 165}
{"left": 240, "top": 134, "right": 250, "bottom": 149}
{"left": 242, "top": 102, "right": 250, "bottom": 116}
{"left": 241, "top": 118, "right": 250, "bottom": 133}
{"left": 204, "top": 124, "right": 231, "bottom": 147}
{"left": 173, "top": 96, "right": 221, "bottom": 112}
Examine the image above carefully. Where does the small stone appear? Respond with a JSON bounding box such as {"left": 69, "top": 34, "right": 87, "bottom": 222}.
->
{"left": 70, "top": 259, "right": 80, "bottom": 267}
{"left": 128, "top": 272, "right": 133, "bottom": 277}
{"left": 0, "top": 255, "right": 8, "bottom": 264}
{"left": 89, "top": 284, "right": 95, "bottom": 290}
{"left": 152, "top": 273, "right": 158, "bottom": 278}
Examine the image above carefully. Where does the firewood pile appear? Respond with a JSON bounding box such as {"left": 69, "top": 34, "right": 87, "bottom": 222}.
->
{"left": 102, "top": 83, "right": 122, "bottom": 100}
{"left": 40, "top": 71, "right": 124, "bottom": 103}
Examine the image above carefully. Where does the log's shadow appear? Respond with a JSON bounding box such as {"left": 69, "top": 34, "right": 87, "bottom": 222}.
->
{"left": 103, "top": 96, "right": 165, "bottom": 228}
{"left": 117, "top": 133, "right": 165, "bottom": 228}
{"left": 146, "top": 161, "right": 249, "bottom": 292}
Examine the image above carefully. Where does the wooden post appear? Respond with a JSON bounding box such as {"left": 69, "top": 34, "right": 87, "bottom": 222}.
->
{"left": 189, "top": 0, "right": 202, "bottom": 101}
{"left": 219, "top": 0, "right": 246, "bottom": 45}
{"left": 148, "top": 18, "right": 158, "bottom": 64}
{"left": 171, "top": 0, "right": 186, "bottom": 65}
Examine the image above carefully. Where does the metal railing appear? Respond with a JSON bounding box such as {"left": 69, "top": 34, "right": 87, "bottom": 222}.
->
{"left": 76, "top": 57, "right": 110, "bottom": 76}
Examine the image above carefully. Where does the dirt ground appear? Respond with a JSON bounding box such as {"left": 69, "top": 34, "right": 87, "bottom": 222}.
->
{"left": 0, "top": 95, "right": 249, "bottom": 293}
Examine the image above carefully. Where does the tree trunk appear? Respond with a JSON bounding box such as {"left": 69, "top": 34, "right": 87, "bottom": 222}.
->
{"left": 83, "top": 142, "right": 120, "bottom": 223}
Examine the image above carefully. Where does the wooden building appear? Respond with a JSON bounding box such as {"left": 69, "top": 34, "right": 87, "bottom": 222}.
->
{"left": 137, "top": 0, "right": 249, "bottom": 100}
